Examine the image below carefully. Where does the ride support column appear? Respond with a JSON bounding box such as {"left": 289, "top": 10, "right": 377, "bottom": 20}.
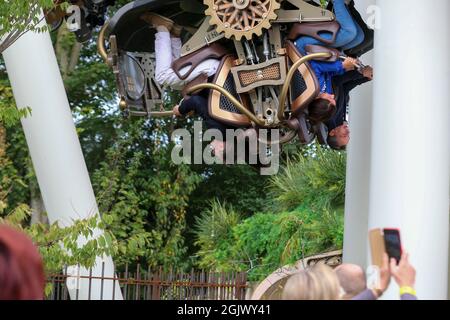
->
{"left": 368, "top": 0, "right": 449, "bottom": 299}
{"left": 342, "top": 0, "right": 376, "bottom": 268}
{"left": 2, "top": 16, "right": 123, "bottom": 300}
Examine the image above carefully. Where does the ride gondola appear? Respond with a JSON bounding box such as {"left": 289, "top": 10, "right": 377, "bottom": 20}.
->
{"left": 48, "top": 0, "right": 372, "bottom": 147}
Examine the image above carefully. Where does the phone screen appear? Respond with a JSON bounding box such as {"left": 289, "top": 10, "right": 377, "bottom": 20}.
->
{"left": 383, "top": 229, "right": 402, "bottom": 264}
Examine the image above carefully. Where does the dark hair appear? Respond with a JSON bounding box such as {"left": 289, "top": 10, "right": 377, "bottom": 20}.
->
{"left": 308, "top": 98, "right": 336, "bottom": 124}
{"left": 0, "top": 225, "right": 45, "bottom": 300}
{"left": 327, "top": 134, "right": 347, "bottom": 151}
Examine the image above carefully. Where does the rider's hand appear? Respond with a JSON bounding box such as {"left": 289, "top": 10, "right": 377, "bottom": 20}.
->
{"left": 362, "top": 66, "right": 373, "bottom": 80}
{"left": 342, "top": 57, "right": 357, "bottom": 71}
{"left": 173, "top": 105, "right": 181, "bottom": 117}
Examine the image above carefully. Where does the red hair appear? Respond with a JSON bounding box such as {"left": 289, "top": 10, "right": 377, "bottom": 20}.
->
{"left": 0, "top": 225, "right": 45, "bottom": 300}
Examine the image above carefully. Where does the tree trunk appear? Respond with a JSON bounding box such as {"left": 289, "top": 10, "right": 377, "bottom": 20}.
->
{"left": 0, "top": 125, "right": 5, "bottom": 158}
{"left": 55, "top": 26, "right": 70, "bottom": 78}
{"left": 68, "top": 41, "right": 82, "bottom": 74}
{"left": 55, "top": 26, "right": 82, "bottom": 81}
{"left": 0, "top": 125, "right": 6, "bottom": 201}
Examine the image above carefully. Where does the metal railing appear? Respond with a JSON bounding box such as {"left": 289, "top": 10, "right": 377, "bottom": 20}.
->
{"left": 47, "top": 263, "right": 248, "bottom": 301}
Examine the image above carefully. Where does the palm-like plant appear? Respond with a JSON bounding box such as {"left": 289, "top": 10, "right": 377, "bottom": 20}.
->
{"left": 193, "top": 200, "right": 241, "bottom": 269}
{"left": 270, "top": 145, "right": 346, "bottom": 211}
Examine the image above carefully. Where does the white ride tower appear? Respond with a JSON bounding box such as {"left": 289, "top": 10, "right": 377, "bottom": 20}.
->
{"left": 344, "top": 0, "right": 449, "bottom": 300}
{"left": 2, "top": 16, "right": 122, "bottom": 300}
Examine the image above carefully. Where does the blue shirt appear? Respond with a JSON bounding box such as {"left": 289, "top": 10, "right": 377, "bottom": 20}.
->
{"left": 310, "top": 60, "right": 345, "bottom": 94}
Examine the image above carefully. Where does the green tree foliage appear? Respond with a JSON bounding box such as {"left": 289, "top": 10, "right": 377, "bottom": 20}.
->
{"left": 320, "top": 0, "right": 329, "bottom": 9}
{"left": 194, "top": 145, "right": 346, "bottom": 281}
{"left": 188, "top": 165, "right": 271, "bottom": 217}
{"left": 193, "top": 200, "right": 241, "bottom": 270}
{"left": 0, "top": 0, "right": 57, "bottom": 53}
{"left": 0, "top": 57, "right": 39, "bottom": 215}
{"left": 194, "top": 205, "right": 343, "bottom": 281}
{"left": 0, "top": 206, "right": 117, "bottom": 274}
{"left": 1, "top": 76, "right": 117, "bottom": 281}
{"left": 91, "top": 118, "right": 202, "bottom": 270}
{"left": 0, "top": 80, "right": 31, "bottom": 127}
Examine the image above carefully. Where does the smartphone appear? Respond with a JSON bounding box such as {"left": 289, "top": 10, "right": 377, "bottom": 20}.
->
{"left": 383, "top": 228, "right": 402, "bottom": 264}
{"left": 369, "top": 228, "right": 385, "bottom": 268}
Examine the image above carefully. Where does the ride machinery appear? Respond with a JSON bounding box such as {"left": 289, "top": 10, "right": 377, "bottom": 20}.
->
{"left": 49, "top": 0, "right": 349, "bottom": 145}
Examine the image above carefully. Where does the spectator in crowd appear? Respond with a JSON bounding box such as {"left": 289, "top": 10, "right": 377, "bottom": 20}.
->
{"left": 282, "top": 269, "right": 317, "bottom": 300}
{"left": 0, "top": 225, "right": 45, "bottom": 300}
{"left": 282, "top": 264, "right": 340, "bottom": 300}
{"left": 351, "top": 252, "right": 417, "bottom": 300}
{"left": 311, "top": 264, "right": 342, "bottom": 300}
{"left": 282, "top": 252, "right": 417, "bottom": 300}
{"left": 351, "top": 253, "right": 391, "bottom": 300}
{"left": 335, "top": 263, "right": 367, "bottom": 299}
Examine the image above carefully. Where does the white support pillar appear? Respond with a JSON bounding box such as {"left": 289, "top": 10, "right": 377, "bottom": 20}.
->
{"left": 343, "top": 0, "right": 375, "bottom": 268}
{"left": 369, "top": 0, "right": 449, "bottom": 299}
{"left": 2, "top": 17, "right": 123, "bottom": 300}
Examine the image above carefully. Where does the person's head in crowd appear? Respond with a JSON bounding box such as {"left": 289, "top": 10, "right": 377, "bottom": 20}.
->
{"left": 328, "top": 122, "right": 350, "bottom": 150}
{"left": 310, "top": 264, "right": 341, "bottom": 300}
{"left": 335, "top": 263, "right": 367, "bottom": 299}
{"left": 308, "top": 94, "right": 337, "bottom": 124}
{"left": 0, "top": 225, "right": 45, "bottom": 300}
{"left": 282, "top": 270, "right": 316, "bottom": 300}
{"left": 282, "top": 264, "right": 340, "bottom": 300}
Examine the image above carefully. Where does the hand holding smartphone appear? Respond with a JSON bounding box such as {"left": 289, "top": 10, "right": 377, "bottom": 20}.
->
{"left": 369, "top": 228, "right": 402, "bottom": 267}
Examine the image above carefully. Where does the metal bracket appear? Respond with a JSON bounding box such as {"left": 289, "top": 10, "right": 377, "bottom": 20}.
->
{"left": 233, "top": 40, "right": 247, "bottom": 64}
{"left": 181, "top": 17, "right": 224, "bottom": 56}
{"left": 268, "top": 24, "right": 283, "bottom": 57}
{"left": 276, "top": 0, "right": 335, "bottom": 23}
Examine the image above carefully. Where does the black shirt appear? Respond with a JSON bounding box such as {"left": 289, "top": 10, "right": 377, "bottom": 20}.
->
{"left": 326, "top": 70, "right": 371, "bottom": 131}
{"left": 179, "top": 95, "right": 235, "bottom": 140}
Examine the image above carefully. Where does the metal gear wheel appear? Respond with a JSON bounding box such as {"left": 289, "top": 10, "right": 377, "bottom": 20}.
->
{"left": 204, "top": 0, "right": 280, "bottom": 41}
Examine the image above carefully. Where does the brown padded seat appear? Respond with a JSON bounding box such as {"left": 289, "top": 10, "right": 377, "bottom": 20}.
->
{"left": 171, "top": 42, "right": 229, "bottom": 81}
{"left": 285, "top": 41, "right": 322, "bottom": 145}
{"left": 208, "top": 55, "right": 251, "bottom": 127}
{"left": 285, "top": 41, "right": 320, "bottom": 117}
{"left": 304, "top": 44, "right": 341, "bottom": 62}
{"left": 287, "top": 21, "right": 340, "bottom": 45}
{"left": 181, "top": 73, "right": 209, "bottom": 98}
{"left": 313, "top": 122, "right": 328, "bottom": 145}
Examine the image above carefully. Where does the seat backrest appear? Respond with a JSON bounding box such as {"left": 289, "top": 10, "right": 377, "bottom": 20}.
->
{"left": 313, "top": 122, "right": 329, "bottom": 145}
{"left": 285, "top": 41, "right": 320, "bottom": 117}
{"left": 304, "top": 44, "right": 341, "bottom": 62}
{"left": 171, "top": 42, "right": 229, "bottom": 81}
{"left": 208, "top": 55, "right": 251, "bottom": 127}
{"left": 181, "top": 73, "right": 209, "bottom": 98}
{"left": 287, "top": 21, "right": 340, "bottom": 45}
